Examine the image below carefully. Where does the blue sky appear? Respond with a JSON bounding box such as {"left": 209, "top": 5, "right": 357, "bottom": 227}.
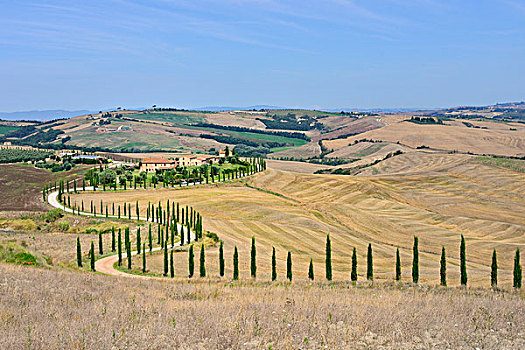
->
{"left": 0, "top": 0, "right": 524, "bottom": 111}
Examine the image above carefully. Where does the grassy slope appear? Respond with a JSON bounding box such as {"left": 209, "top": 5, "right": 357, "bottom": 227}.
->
{"left": 2, "top": 263, "right": 524, "bottom": 349}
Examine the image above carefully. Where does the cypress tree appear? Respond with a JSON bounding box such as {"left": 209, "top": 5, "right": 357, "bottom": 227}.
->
{"left": 170, "top": 225, "right": 175, "bottom": 247}
{"left": 142, "top": 243, "right": 146, "bottom": 273}
{"left": 157, "top": 224, "right": 161, "bottom": 244}
{"left": 180, "top": 225, "right": 185, "bottom": 246}
{"left": 126, "top": 240, "right": 132, "bottom": 270}
{"left": 351, "top": 247, "right": 357, "bottom": 282}
{"left": 117, "top": 229, "right": 122, "bottom": 266}
{"left": 219, "top": 241, "right": 225, "bottom": 277}
{"left": 460, "top": 235, "right": 467, "bottom": 286}
{"left": 90, "top": 241, "right": 95, "bottom": 271}
{"left": 440, "top": 246, "right": 447, "bottom": 286}
{"left": 271, "top": 247, "right": 277, "bottom": 281}
{"left": 136, "top": 201, "right": 139, "bottom": 220}
{"left": 412, "top": 236, "right": 419, "bottom": 284}
{"left": 98, "top": 231, "right": 103, "bottom": 255}
{"left": 491, "top": 249, "right": 498, "bottom": 288}
{"left": 111, "top": 227, "right": 115, "bottom": 252}
{"left": 163, "top": 242, "right": 168, "bottom": 276}
{"left": 308, "top": 258, "right": 314, "bottom": 280}
{"left": 233, "top": 246, "right": 239, "bottom": 280}
{"left": 395, "top": 248, "right": 401, "bottom": 281}
{"left": 188, "top": 244, "right": 194, "bottom": 278}
{"left": 148, "top": 224, "right": 152, "bottom": 252}
{"left": 170, "top": 249, "right": 174, "bottom": 278}
{"left": 200, "top": 245, "right": 206, "bottom": 277}
{"left": 286, "top": 251, "right": 292, "bottom": 281}
{"left": 367, "top": 243, "right": 373, "bottom": 281}
{"left": 514, "top": 248, "right": 522, "bottom": 289}
{"left": 250, "top": 236, "right": 256, "bottom": 278}
{"left": 76, "top": 237, "right": 82, "bottom": 267}
{"left": 137, "top": 228, "right": 141, "bottom": 254}
{"left": 325, "top": 234, "right": 332, "bottom": 281}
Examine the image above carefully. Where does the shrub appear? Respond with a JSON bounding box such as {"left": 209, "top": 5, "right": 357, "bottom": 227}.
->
{"left": 57, "top": 221, "right": 70, "bottom": 232}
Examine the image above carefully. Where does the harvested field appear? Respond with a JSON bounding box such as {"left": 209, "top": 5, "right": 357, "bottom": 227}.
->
{"left": 266, "top": 159, "right": 338, "bottom": 173}
{"left": 325, "top": 119, "right": 525, "bottom": 157}
{"left": 70, "top": 153, "right": 525, "bottom": 287}
{"left": 0, "top": 164, "right": 86, "bottom": 212}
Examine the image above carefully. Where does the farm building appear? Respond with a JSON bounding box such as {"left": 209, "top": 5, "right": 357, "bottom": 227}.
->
{"left": 140, "top": 158, "right": 176, "bottom": 172}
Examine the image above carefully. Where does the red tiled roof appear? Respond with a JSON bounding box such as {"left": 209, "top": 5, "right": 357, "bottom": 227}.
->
{"left": 142, "top": 158, "right": 174, "bottom": 164}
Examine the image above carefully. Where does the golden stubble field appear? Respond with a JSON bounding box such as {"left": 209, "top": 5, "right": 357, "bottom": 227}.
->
{"left": 324, "top": 117, "right": 525, "bottom": 157}
{"left": 70, "top": 153, "right": 525, "bottom": 288}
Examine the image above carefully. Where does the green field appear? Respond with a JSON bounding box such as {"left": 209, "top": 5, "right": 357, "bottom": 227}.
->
{"left": 474, "top": 156, "right": 525, "bottom": 172}
{"left": 127, "top": 112, "right": 206, "bottom": 125}
{"left": 0, "top": 125, "right": 19, "bottom": 135}
{"left": 189, "top": 125, "right": 308, "bottom": 147}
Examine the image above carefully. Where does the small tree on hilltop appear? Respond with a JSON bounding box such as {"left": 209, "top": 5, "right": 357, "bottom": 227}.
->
{"left": 440, "top": 246, "right": 447, "bottom": 287}
{"left": 367, "top": 244, "right": 373, "bottom": 281}
{"left": 326, "top": 234, "right": 332, "bottom": 281}
{"left": 491, "top": 249, "right": 498, "bottom": 288}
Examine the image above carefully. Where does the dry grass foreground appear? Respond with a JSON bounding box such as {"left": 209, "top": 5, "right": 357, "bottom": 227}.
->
{"left": 70, "top": 153, "right": 525, "bottom": 287}
{"left": 0, "top": 264, "right": 524, "bottom": 349}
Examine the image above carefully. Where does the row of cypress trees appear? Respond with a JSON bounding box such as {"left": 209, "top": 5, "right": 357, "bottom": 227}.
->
{"left": 180, "top": 235, "right": 523, "bottom": 288}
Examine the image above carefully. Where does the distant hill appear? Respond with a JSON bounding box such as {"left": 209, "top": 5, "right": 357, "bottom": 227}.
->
{"left": 0, "top": 110, "right": 94, "bottom": 121}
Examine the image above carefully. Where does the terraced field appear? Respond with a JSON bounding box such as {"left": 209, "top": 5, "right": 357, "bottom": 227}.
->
{"left": 70, "top": 153, "right": 525, "bottom": 287}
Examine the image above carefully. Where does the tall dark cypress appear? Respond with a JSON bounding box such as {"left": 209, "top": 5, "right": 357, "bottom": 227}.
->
{"left": 351, "top": 247, "right": 357, "bottom": 282}
{"left": 118, "top": 229, "right": 122, "bottom": 266}
{"left": 170, "top": 249, "right": 174, "bottom": 278}
{"left": 460, "top": 235, "right": 467, "bottom": 286}
{"left": 111, "top": 226, "right": 115, "bottom": 252}
{"left": 395, "top": 248, "right": 401, "bottom": 281}
{"left": 219, "top": 241, "right": 225, "bottom": 277}
{"left": 367, "top": 243, "right": 373, "bottom": 281}
{"left": 126, "top": 240, "right": 132, "bottom": 269}
{"left": 148, "top": 224, "right": 152, "bottom": 252}
{"left": 76, "top": 237, "right": 82, "bottom": 267}
{"left": 90, "top": 241, "right": 95, "bottom": 271}
{"left": 308, "top": 258, "right": 314, "bottom": 280}
{"left": 514, "top": 248, "right": 522, "bottom": 289}
{"left": 440, "top": 246, "right": 447, "bottom": 286}
{"left": 412, "top": 236, "right": 419, "bottom": 284}
{"left": 271, "top": 247, "right": 277, "bottom": 281}
{"left": 99, "top": 231, "right": 103, "bottom": 255}
{"left": 164, "top": 242, "right": 168, "bottom": 276}
{"left": 286, "top": 252, "right": 292, "bottom": 281}
{"left": 233, "top": 246, "right": 239, "bottom": 280}
{"left": 491, "top": 249, "right": 498, "bottom": 288}
{"left": 142, "top": 243, "right": 146, "bottom": 273}
{"left": 188, "top": 244, "right": 194, "bottom": 278}
{"left": 137, "top": 228, "right": 141, "bottom": 254}
{"left": 200, "top": 245, "right": 206, "bottom": 278}
{"left": 325, "top": 234, "right": 332, "bottom": 281}
{"left": 250, "top": 237, "right": 256, "bottom": 278}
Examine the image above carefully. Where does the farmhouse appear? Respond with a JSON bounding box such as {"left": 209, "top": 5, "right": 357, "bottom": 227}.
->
{"left": 140, "top": 158, "right": 176, "bottom": 172}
